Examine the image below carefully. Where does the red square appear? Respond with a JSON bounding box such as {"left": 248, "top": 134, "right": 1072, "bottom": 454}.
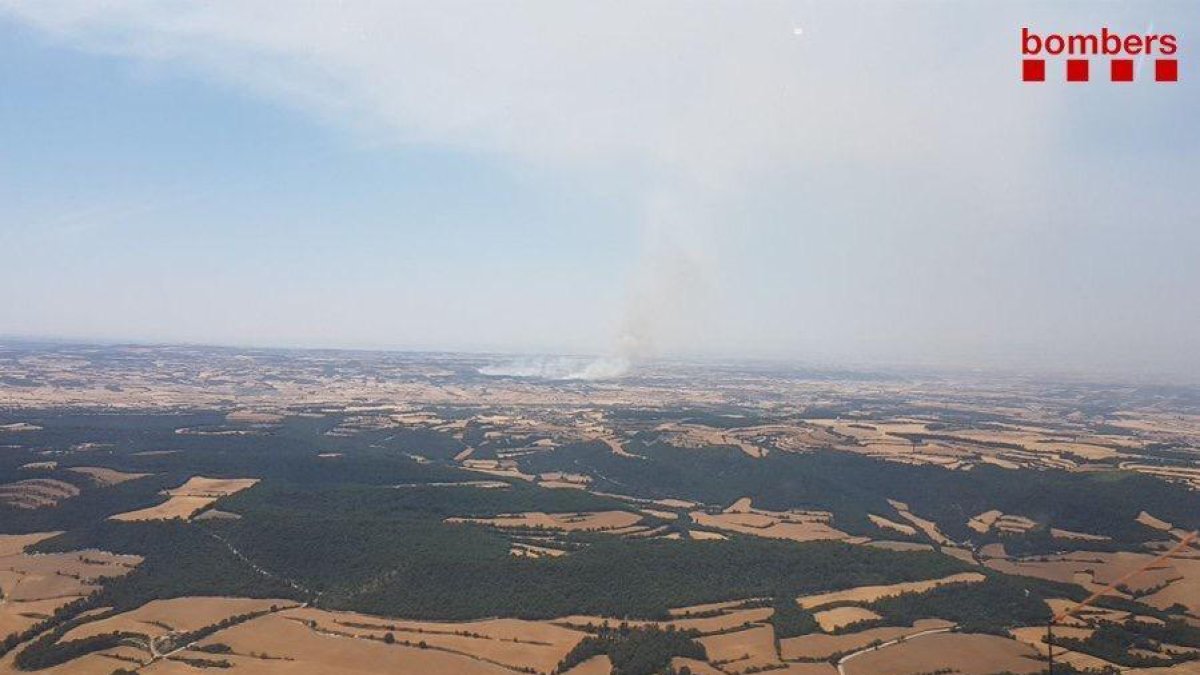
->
{"left": 1022, "top": 59, "right": 1045, "bottom": 82}
{"left": 1111, "top": 59, "right": 1134, "bottom": 82}
{"left": 1066, "top": 59, "right": 1089, "bottom": 82}
{"left": 1156, "top": 59, "right": 1178, "bottom": 82}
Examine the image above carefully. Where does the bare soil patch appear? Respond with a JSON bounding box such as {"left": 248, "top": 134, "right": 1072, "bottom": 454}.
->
{"left": 868, "top": 514, "right": 916, "bottom": 536}
{"left": 0, "top": 545, "right": 140, "bottom": 641}
{"left": 109, "top": 476, "right": 258, "bottom": 522}
{"left": 0, "top": 478, "right": 80, "bottom": 509}
{"left": 795, "top": 572, "right": 985, "bottom": 609}
{"left": 181, "top": 611, "right": 514, "bottom": 674}
{"left": 698, "top": 624, "right": 780, "bottom": 673}
{"left": 842, "top": 632, "right": 1042, "bottom": 675}
{"left": 448, "top": 511, "right": 642, "bottom": 533}
{"left": 62, "top": 596, "right": 296, "bottom": 643}
{"left": 780, "top": 619, "right": 953, "bottom": 660}
{"left": 813, "top": 606, "right": 881, "bottom": 632}
{"left": 0, "top": 532, "right": 61, "bottom": 557}
{"left": 66, "top": 466, "right": 150, "bottom": 486}
{"left": 226, "top": 410, "right": 285, "bottom": 424}
{"left": 690, "top": 508, "right": 847, "bottom": 543}
{"left": 280, "top": 607, "right": 586, "bottom": 674}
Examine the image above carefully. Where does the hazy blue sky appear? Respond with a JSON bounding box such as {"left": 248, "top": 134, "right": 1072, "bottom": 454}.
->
{"left": 1, "top": 2, "right": 1197, "bottom": 379}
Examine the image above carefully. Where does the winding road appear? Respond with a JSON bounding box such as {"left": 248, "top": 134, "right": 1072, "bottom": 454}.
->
{"left": 128, "top": 526, "right": 319, "bottom": 669}
{"left": 835, "top": 626, "right": 956, "bottom": 675}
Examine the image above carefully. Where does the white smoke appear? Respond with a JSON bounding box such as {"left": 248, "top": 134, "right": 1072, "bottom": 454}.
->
{"left": 479, "top": 355, "right": 630, "bottom": 381}
{"left": 479, "top": 187, "right": 719, "bottom": 382}
{"left": 613, "top": 188, "right": 720, "bottom": 367}
{"left": 7, "top": 3, "right": 1176, "bottom": 375}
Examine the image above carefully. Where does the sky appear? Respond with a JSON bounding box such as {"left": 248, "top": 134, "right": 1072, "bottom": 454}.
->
{"left": 0, "top": 1, "right": 1197, "bottom": 380}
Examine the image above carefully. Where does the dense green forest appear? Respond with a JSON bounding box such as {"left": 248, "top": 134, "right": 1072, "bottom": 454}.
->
{"left": 0, "top": 413, "right": 474, "bottom": 534}
{"left": 768, "top": 597, "right": 819, "bottom": 638}
{"left": 35, "top": 518, "right": 969, "bottom": 621}
{"left": 1046, "top": 618, "right": 1200, "bottom": 668}
{"left": 25, "top": 455, "right": 973, "bottom": 623}
{"left": 557, "top": 624, "right": 706, "bottom": 674}
{"left": 867, "top": 576, "right": 1052, "bottom": 634}
{"left": 9, "top": 411, "right": 1196, "bottom": 546}
{"left": 32, "top": 521, "right": 302, "bottom": 609}
{"left": 5, "top": 408, "right": 1194, "bottom": 673}
{"left": 518, "top": 440, "right": 1200, "bottom": 543}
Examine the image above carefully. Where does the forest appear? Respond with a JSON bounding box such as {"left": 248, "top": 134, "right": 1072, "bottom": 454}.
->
{"left": 34, "top": 510, "right": 970, "bottom": 621}
{"left": 518, "top": 439, "right": 1200, "bottom": 544}
{"left": 557, "top": 624, "right": 706, "bottom": 674}
{"left": 4, "top": 408, "right": 1195, "bottom": 674}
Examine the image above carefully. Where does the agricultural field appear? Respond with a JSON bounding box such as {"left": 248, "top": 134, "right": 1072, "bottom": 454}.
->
{"left": 1, "top": 343, "right": 1199, "bottom": 673}
{"left": 0, "top": 531, "right": 141, "bottom": 656}
{"left": 109, "top": 477, "right": 259, "bottom": 522}
{"left": 0, "top": 478, "right": 80, "bottom": 510}
{"left": 840, "top": 632, "right": 1044, "bottom": 674}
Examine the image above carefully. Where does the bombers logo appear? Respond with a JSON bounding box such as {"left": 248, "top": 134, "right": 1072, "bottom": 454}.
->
{"left": 1022, "top": 27, "right": 1178, "bottom": 82}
